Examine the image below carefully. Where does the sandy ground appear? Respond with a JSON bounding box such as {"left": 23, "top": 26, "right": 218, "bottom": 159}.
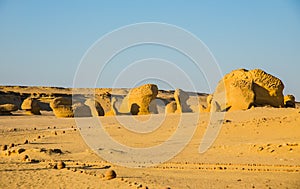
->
{"left": 0, "top": 107, "right": 299, "bottom": 189}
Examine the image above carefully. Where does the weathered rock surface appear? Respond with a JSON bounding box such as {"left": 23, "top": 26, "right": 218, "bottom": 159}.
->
{"left": 50, "top": 97, "right": 74, "bottom": 117}
{"left": 84, "top": 98, "right": 104, "bottom": 116}
{"left": 119, "top": 84, "right": 158, "bottom": 115}
{"left": 21, "top": 97, "right": 41, "bottom": 115}
{"left": 174, "top": 89, "right": 192, "bottom": 113}
{"left": 0, "top": 93, "right": 21, "bottom": 115}
{"left": 284, "top": 95, "right": 296, "bottom": 108}
{"left": 250, "top": 69, "right": 284, "bottom": 107}
{"left": 205, "top": 69, "right": 285, "bottom": 112}
{"left": 73, "top": 102, "right": 92, "bottom": 117}
{"left": 165, "top": 101, "right": 177, "bottom": 114}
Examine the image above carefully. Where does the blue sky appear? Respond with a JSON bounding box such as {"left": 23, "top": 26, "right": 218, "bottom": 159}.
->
{"left": 0, "top": 0, "right": 300, "bottom": 99}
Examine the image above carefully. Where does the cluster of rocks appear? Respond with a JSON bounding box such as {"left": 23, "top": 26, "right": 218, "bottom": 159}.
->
{"left": 0, "top": 69, "right": 297, "bottom": 117}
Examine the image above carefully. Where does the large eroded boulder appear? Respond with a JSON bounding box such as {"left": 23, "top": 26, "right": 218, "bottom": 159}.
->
{"left": 119, "top": 84, "right": 158, "bottom": 115}
{"left": 21, "top": 98, "right": 41, "bottom": 115}
{"left": 206, "top": 69, "right": 285, "bottom": 112}
{"left": 50, "top": 97, "right": 74, "bottom": 117}
{"left": 0, "top": 93, "right": 21, "bottom": 115}
{"left": 250, "top": 69, "right": 284, "bottom": 107}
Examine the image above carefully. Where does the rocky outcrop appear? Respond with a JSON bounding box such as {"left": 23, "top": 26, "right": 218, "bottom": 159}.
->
{"left": 284, "top": 95, "right": 296, "bottom": 108}
{"left": 250, "top": 69, "right": 284, "bottom": 107}
{"left": 174, "top": 89, "right": 191, "bottom": 113}
{"left": 205, "top": 69, "right": 285, "bottom": 112}
{"left": 84, "top": 98, "right": 104, "bottom": 116}
{"left": 0, "top": 104, "right": 18, "bottom": 115}
{"left": 73, "top": 102, "right": 92, "bottom": 117}
{"left": 165, "top": 101, "right": 177, "bottom": 114}
{"left": 0, "top": 93, "right": 21, "bottom": 115}
{"left": 50, "top": 97, "right": 74, "bottom": 117}
{"left": 105, "top": 97, "right": 118, "bottom": 116}
{"left": 21, "top": 98, "right": 41, "bottom": 115}
{"left": 119, "top": 84, "right": 158, "bottom": 115}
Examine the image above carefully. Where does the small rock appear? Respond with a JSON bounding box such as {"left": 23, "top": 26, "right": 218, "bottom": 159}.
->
{"left": 223, "top": 119, "right": 232, "bottom": 123}
{"left": 5, "top": 150, "right": 11, "bottom": 156}
{"left": 258, "top": 147, "right": 264, "bottom": 151}
{"left": 57, "top": 161, "right": 66, "bottom": 169}
{"left": 1, "top": 144, "right": 8, "bottom": 151}
{"left": 105, "top": 169, "right": 117, "bottom": 180}
{"left": 17, "top": 148, "right": 26, "bottom": 154}
{"left": 24, "top": 140, "right": 29, "bottom": 144}
{"left": 22, "top": 155, "right": 29, "bottom": 161}
{"left": 48, "top": 148, "right": 63, "bottom": 154}
{"left": 9, "top": 143, "right": 15, "bottom": 148}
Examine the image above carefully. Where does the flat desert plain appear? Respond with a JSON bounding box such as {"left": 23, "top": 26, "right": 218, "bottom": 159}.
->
{"left": 0, "top": 106, "right": 300, "bottom": 188}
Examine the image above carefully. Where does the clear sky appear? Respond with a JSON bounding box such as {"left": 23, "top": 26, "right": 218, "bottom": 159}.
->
{"left": 0, "top": 0, "right": 300, "bottom": 99}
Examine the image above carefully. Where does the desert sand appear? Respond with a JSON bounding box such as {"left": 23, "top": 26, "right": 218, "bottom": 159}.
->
{"left": 0, "top": 81, "right": 299, "bottom": 188}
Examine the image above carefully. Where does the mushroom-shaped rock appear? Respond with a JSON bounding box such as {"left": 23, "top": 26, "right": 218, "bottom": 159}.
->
{"left": 174, "top": 89, "right": 192, "bottom": 113}
{"left": 119, "top": 84, "right": 158, "bottom": 115}
{"left": 84, "top": 99, "right": 104, "bottom": 116}
{"left": 21, "top": 98, "right": 41, "bottom": 115}
{"left": 165, "top": 101, "right": 177, "bottom": 114}
{"left": 284, "top": 95, "right": 296, "bottom": 108}
{"left": 50, "top": 97, "right": 74, "bottom": 117}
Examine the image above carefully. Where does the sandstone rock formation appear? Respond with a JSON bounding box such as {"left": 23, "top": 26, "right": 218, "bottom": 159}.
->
{"left": 0, "top": 93, "right": 21, "bottom": 115}
{"left": 119, "top": 84, "right": 158, "bottom": 115}
{"left": 21, "top": 98, "right": 41, "bottom": 115}
{"left": 284, "top": 95, "right": 296, "bottom": 108}
{"left": 50, "top": 97, "right": 74, "bottom": 117}
{"left": 105, "top": 97, "right": 118, "bottom": 116}
{"left": 165, "top": 101, "right": 177, "bottom": 114}
{"left": 84, "top": 98, "right": 104, "bottom": 116}
{"left": 0, "top": 104, "right": 18, "bottom": 115}
{"left": 73, "top": 102, "right": 92, "bottom": 117}
{"left": 250, "top": 69, "right": 284, "bottom": 107}
{"left": 174, "top": 89, "right": 192, "bottom": 113}
{"left": 205, "top": 69, "right": 285, "bottom": 112}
